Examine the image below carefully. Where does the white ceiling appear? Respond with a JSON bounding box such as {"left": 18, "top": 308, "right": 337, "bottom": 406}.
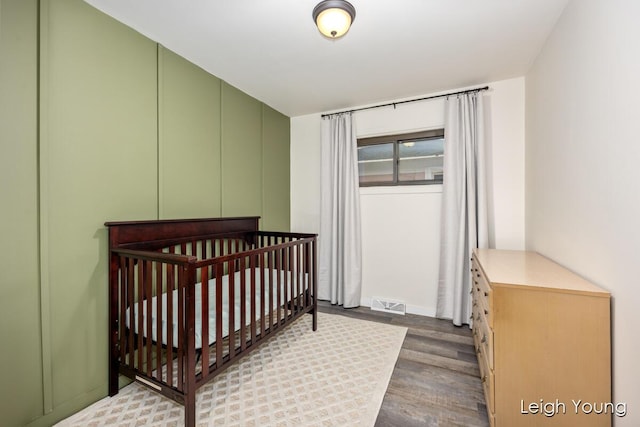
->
{"left": 83, "top": 0, "right": 570, "bottom": 117}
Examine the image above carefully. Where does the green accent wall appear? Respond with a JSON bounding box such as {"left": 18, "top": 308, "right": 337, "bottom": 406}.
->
{"left": 40, "top": 0, "right": 159, "bottom": 415}
{"left": 159, "top": 47, "right": 222, "bottom": 219}
{"left": 262, "top": 105, "right": 291, "bottom": 231}
{"left": 0, "top": 0, "right": 291, "bottom": 425}
{"left": 0, "top": 1, "right": 43, "bottom": 425}
{"left": 221, "top": 82, "right": 264, "bottom": 218}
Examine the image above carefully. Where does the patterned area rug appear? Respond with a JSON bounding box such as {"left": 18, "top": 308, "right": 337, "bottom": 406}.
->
{"left": 57, "top": 312, "right": 407, "bottom": 427}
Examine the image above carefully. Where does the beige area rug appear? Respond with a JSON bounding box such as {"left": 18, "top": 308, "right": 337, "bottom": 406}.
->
{"left": 57, "top": 312, "right": 407, "bottom": 427}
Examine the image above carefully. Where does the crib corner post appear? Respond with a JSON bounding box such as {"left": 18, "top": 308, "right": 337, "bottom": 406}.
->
{"left": 184, "top": 393, "right": 196, "bottom": 427}
{"left": 184, "top": 262, "right": 198, "bottom": 427}
{"left": 312, "top": 236, "right": 318, "bottom": 332}
{"left": 108, "top": 250, "right": 119, "bottom": 397}
{"left": 313, "top": 304, "right": 317, "bottom": 331}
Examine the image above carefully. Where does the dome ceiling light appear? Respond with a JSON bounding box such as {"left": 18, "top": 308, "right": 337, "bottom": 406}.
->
{"left": 312, "top": 0, "right": 356, "bottom": 39}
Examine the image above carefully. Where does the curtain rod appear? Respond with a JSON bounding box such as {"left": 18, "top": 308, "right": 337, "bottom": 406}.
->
{"left": 321, "top": 85, "right": 490, "bottom": 118}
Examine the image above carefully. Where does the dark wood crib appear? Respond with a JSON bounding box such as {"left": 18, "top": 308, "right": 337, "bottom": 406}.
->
{"left": 105, "top": 217, "right": 317, "bottom": 427}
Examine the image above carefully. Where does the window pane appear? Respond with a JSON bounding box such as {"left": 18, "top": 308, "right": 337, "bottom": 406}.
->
{"left": 358, "top": 143, "right": 394, "bottom": 184}
{"left": 398, "top": 138, "right": 444, "bottom": 182}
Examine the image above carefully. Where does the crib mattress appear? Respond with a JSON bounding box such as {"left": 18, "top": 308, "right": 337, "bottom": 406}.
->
{"left": 125, "top": 268, "right": 306, "bottom": 349}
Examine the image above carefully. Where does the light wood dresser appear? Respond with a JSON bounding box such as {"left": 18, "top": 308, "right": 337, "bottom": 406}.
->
{"left": 471, "top": 249, "right": 611, "bottom": 427}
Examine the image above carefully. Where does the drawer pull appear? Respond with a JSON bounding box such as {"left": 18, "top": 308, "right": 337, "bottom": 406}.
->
{"left": 481, "top": 334, "right": 487, "bottom": 344}
{"left": 481, "top": 375, "right": 487, "bottom": 383}
{"left": 484, "top": 309, "right": 488, "bottom": 315}
{"left": 484, "top": 291, "right": 488, "bottom": 297}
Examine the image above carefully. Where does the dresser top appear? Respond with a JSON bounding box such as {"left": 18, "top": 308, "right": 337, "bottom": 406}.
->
{"left": 473, "top": 249, "right": 610, "bottom": 297}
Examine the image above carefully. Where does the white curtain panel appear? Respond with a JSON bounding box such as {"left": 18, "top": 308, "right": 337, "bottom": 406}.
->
{"left": 318, "top": 113, "right": 362, "bottom": 308}
{"left": 436, "top": 92, "right": 489, "bottom": 326}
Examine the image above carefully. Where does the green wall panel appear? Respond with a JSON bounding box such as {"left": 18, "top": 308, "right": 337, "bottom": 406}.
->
{"left": 261, "top": 105, "right": 291, "bottom": 231}
{"left": 221, "top": 82, "right": 263, "bottom": 219}
{"left": 159, "top": 47, "right": 222, "bottom": 219}
{"left": 0, "top": 1, "right": 43, "bottom": 425}
{"left": 41, "top": 0, "right": 158, "bottom": 418}
{"left": 1, "top": 1, "right": 291, "bottom": 425}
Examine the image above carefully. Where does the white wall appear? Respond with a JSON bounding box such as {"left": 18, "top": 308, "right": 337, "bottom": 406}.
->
{"left": 291, "top": 77, "right": 525, "bottom": 315}
{"left": 525, "top": 1, "right": 640, "bottom": 424}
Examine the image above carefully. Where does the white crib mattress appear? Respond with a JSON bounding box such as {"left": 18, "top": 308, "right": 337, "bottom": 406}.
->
{"left": 125, "top": 268, "right": 306, "bottom": 349}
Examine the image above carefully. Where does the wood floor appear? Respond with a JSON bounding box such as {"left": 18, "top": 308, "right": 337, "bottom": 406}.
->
{"left": 317, "top": 301, "right": 489, "bottom": 427}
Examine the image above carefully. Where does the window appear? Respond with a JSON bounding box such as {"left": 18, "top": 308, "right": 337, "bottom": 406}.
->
{"left": 357, "top": 129, "right": 444, "bottom": 186}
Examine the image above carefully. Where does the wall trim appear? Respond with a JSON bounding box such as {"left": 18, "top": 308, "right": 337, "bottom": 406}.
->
{"left": 157, "top": 44, "right": 164, "bottom": 219}
{"left": 37, "top": 0, "right": 54, "bottom": 415}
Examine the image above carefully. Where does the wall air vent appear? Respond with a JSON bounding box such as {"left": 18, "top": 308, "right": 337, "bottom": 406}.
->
{"left": 371, "top": 297, "right": 406, "bottom": 315}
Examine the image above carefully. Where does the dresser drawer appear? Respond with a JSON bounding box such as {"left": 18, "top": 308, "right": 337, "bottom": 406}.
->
{"left": 473, "top": 307, "right": 494, "bottom": 371}
{"left": 472, "top": 262, "right": 493, "bottom": 328}
{"left": 477, "top": 338, "right": 495, "bottom": 415}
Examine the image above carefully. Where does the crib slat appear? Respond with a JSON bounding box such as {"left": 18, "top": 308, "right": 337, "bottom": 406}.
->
{"left": 177, "top": 266, "right": 184, "bottom": 391}
{"left": 215, "top": 263, "right": 223, "bottom": 369}
{"left": 299, "top": 243, "right": 304, "bottom": 309}
{"left": 145, "top": 261, "right": 153, "bottom": 377}
{"left": 166, "top": 263, "right": 174, "bottom": 387}
{"left": 228, "top": 260, "right": 236, "bottom": 361}
{"left": 300, "top": 242, "right": 304, "bottom": 309}
{"left": 275, "top": 248, "right": 282, "bottom": 328}
{"left": 118, "top": 257, "right": 127, "bottom": 366}
{"left": 239, "top": 256, "right": 247, "bottom": 352}
{"left": 293, "top": 245, "right": 301, "bottom": 311}
{"left": 289, "top": 244, "right": 295, "bottom": 316}
{"left": 250, "top": 255, "right": 257, "bottom": 344}
{"left": 137, "top": 261, "right": 144, "bottom": 370}
{"left": 304, "top": 242, "right": 310, "bottom": 308}
{"left": 267, "top": 251, "right": 274, "bottom": 331}
{"left": 201, "top": 265, "right": 209, "bottom": 377}
{"left": 260, "top": 253, "right": 265, "bottom": 338}
{"left": 127, "top": 258, "right": 135, "bottom": 368}
{"left": 155, "top": 262, "right": 163, "bottom": 381}
{"left": 283, "top": 246, "right": 289, "bottom": 324}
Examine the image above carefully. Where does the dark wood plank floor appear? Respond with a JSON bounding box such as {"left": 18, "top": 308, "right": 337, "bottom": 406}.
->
{"left": 317, "top": 301, "right": 489, "bottom": 427}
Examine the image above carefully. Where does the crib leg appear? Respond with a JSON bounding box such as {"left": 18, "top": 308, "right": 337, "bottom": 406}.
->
{"left": 312, "top": 306, "right": 317, "bottom": 331}
{"left": 185, "top": 393, "right": 196, "bottom": 427}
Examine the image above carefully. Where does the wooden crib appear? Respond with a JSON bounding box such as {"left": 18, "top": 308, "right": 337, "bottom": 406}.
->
{"left": 105, "top": 217, "right": 317, "bottom": 427}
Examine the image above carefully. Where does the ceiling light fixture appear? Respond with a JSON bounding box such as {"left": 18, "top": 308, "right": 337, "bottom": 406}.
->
{"left": 312, "top": 0, "right": 356, "bottom": 39}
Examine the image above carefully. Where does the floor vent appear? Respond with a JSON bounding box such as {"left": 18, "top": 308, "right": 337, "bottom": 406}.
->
{"left": 371, "top": 297, "right": 406, "bottom": 315}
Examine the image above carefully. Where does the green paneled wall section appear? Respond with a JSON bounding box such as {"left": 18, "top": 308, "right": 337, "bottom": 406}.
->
{"left": 41, "top": 0, "right": 159, "bottom": 417}
{"left": 0, "top": 1, "right": 43, "bottom": 426}
{"left": 221, "top": 82, "right": 264, "bottom": 218}
{"left": 262, "top": 105, "right": 291, "bottom": 231}
{"left": 0, "top": 0, "right": 290, "bottom": 425}
{"left": 159, "top": 47, "right": 222, "bottom": 219}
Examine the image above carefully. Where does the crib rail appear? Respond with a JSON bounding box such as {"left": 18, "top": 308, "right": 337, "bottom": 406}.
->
{"left": 107, "top": 226, "right": 317, "bottom": 420}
